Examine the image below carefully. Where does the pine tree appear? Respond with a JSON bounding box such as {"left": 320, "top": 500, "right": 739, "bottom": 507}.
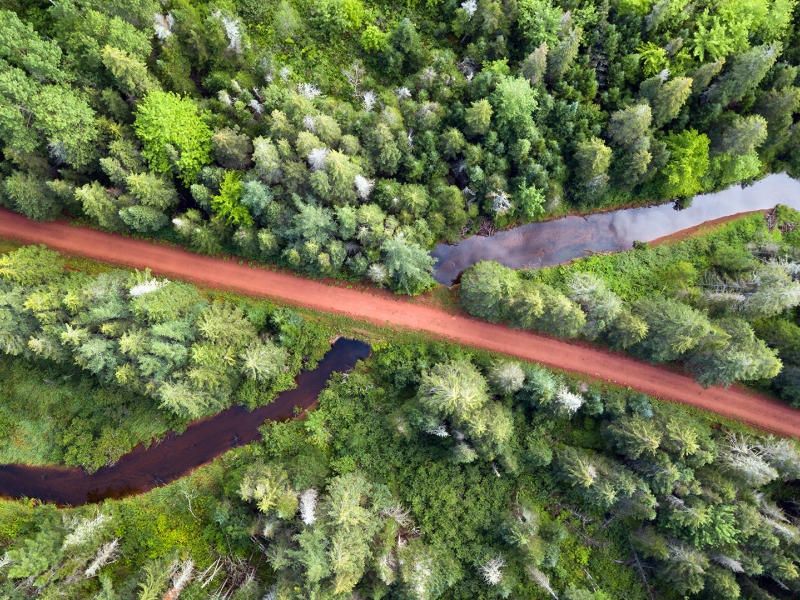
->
{"left": 460, "top": 261, "right": 520, "bottom": 322}
{"left": 211, "top": 126, "right": 254, "bottom": 170}
{"left": 101, "top": 45, "right": 159, "bottom": 97}
{"left": 633, "top": 294, "right": 713, "bottom": 362}
{"left": 607, "top": 104, "right": 652, "bottom": 148}
{"left": 521, "top": 42, "right": 548, "bottom": 84}
{"left": 650, "top": 76, "right": 693, "bottom": 128}
{"left": 718, "top": 115, "right": 768, "bottom": 156}
{"left": 574, "top": 137, "right": 612, "bottom": 189}
{"left": 464, "top": 99, "right": 493, "bottom": 136}
{"left": 546, "top": 28, "right": 582, "bottom": 84}
{"left": 705, "top": 44, "right": 780, "bottom": 106}
{"left": 606, "top": 414, "right": 663, "bottom": 459}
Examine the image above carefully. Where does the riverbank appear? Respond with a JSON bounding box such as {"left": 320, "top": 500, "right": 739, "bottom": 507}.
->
{"left": 432, "top": 173, "right": 800, "bottom": 284}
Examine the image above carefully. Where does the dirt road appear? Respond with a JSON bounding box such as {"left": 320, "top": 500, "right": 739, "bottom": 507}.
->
{"left": 2, "top": 208, "right": 798, "bottom": 437}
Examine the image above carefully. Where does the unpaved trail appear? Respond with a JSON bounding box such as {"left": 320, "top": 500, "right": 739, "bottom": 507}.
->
{"left": 2, "top": 208, "right": 799, "bottom": 437}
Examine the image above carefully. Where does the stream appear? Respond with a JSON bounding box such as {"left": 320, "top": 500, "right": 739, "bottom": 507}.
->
{"left": 0, "top": 338, "right": 371, "bottom": 506}
{"left": 432, "top": 173, "right": 800, "bottom": 285}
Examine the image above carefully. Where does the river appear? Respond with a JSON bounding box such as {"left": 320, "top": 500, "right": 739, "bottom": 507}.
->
{"left": 431, "top": 173, "right": 800, "bottom": 285}
{"left": 0, "top": 338, "right": 371, "bottom": 506}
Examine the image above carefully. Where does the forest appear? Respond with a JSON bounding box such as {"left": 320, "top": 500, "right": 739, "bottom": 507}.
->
{"left": 1, "top": 0, "right": 800, "bottom": 292}
{"left": 1, "top": 244, "right": 800, "bottom": 599}
{"left": 459, "top": 207, "right": 800, "bottom": 404}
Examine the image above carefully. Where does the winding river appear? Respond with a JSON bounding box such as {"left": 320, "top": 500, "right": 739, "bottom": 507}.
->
{"left": 0, "top": 338, "right": 371, "bottom": 506}
{"left": 432, "top": 173, "right": 800, "bottom": 285}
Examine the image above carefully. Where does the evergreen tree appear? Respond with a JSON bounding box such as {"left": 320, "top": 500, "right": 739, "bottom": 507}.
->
{"left": 633, "top": 295, "right": 713, "bottom": 362}
{"left": 716, "top": 114, "right": 768, "bottom": 156}
{"left": 101, "top": 45, "right": 158, "bottom": 97}
{"left": 381, "top": 235, "right": 436, "bottom": 295}
{"left": 252, "top": 137, "right": 282, "bottom": 183}
{"left": 606, "top": 414, "right": 662, "bottom": 459}
{"left": 464, "top": 99, "right": 493, "bottom": 137}
{"left": 607, "top": 104, "right": 652, "bottom": 148}
{"left": 546, "top": 28, "right": 582, "bottom": 84}
{"left": 650, "top": 76, "right": 693, "bottom": 128}
{"left": 521, "top": 42, "right": 548, "bottom": 84}
{"left": 211, "top": 126, "right": 253, "bottom": 170}
{"left": 705, "top": 44, "right": 780, "bottom": 106}
{"left": 460, "top": 261, "right": 520, "bottom": 322}
{"left": 574, "top": 137, "right": 612, "bottom": 189}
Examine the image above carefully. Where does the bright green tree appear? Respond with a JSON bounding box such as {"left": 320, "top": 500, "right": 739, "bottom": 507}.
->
{"left": 661, "top": 130, "right": 710, "bottom": 199}
{"left": 134, "top": 91, "right": 212, "bottom": 184}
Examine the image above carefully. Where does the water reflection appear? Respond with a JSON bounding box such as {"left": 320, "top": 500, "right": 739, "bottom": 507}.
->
{"left": 432, "top": 173, "right": 800, "bottom": 285}
{"left": 0, "top": 338, "right": 371, "bottom": 506}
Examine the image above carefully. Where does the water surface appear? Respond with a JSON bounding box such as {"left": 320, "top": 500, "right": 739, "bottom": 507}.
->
{"left": 432, "top": 173, "right": 800, "bottom": 285}
{"left": 0, "top": 338, "right": 371, "bottom": 506}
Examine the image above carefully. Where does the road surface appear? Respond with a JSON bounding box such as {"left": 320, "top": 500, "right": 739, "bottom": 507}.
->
{"left": 1, "top": 208, "right": 798, "bottom": 437}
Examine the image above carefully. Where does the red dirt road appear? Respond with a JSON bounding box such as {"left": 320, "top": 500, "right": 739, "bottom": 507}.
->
{"left": 2, "top": 208, "right": 799, "bottom": 437}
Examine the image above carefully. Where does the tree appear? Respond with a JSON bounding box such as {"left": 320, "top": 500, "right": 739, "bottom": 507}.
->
{"left": 134, "top": 91, "right": 212, "bottom": 184}
{"left": 574, "top": 137, "right": 612, "bottom": 189}
{"left": 491, "top": 76, "right": 539, "bottom": 139}
{"left": 418, "top": 360, "right": 489, "bottom": 419}
{"left": 459, "top": 261, "right": 519, "bottom": 322}
{"left": 119, "top": 205, "right": 168, "bottom": 233}
{"left": 717, "top": 115, "right": 768, "bottom": 156}
{"left": 125, "top": 172, "right": 177, "bottom": 211}
{"left": 687, "top": 318, "right": 781, "bottom": 387}
{"left": 488, "top": 360, "right": 525, "bottom": 394}
{"left": 75, "top": 182, "right": 128, "bottom": 231}
{"left": 521, "top": 42, "right": 548, "bottom": 84}
{"left": 366, "top": 124, "right": 401, "bottom": 176}
{"left": 606, "top": 414, "right": 662, "bottom": 459}
{"left": 211, "top": 171, "right": 253, "bottom": 227}
{"left": 546, "top": 28, "right": 582, "bottom": 84}
{"left": 310, "top": 0, "right": 364, "bottom": 37}
{"left": 252, "top": 137, "right": 282, "bottom": 183}
{"left": 567, "top": 272, "right": 622, "bottom": 339}
{"left": 607, "top": 104, "right": 652, "bottom": 148}
{"left": 324, "top": 151, "right": 360, "bottom": 204}
{"left": 464, "top": 99, "right": 493, "bottom": 136}
{"left": 239, "top": 462, "right": 294, "bottom": 515}
{"left": 606, "top": 309, "right": 649, "bottom": 349}
{"left": 211, "top": 126, "right": 253, "bottom": 170}
{"left": 0, "top": 10, "right": 66, "bottom": 82}
{"left": 661, "top": 130, "right": 710, "bottom": 199}
{"left": 440, "top": 128, "right": 466, "bottom": 159}
{"left": 557, "top": 447, "right": 597, "bottom": 488}
{"left": 532, "top": 285, "right": 586, "bottom": 338}
{"left": 381, "top": 235, "right": 436, "bottom": 295}
{"left": 740, "top": 262, "right": 800, "bottom": 318}
{"left": 755, "top": 87, "right": 800, "bottom": 156}
{"left": 705, "top": 44, "right": 779, "bottom": 105}
{"left": 1, "top": 171, "right": 62, "bottom": 222}
{"left": 101, "top": 45, "right": 158, "bottom": 97}
{"left": 0, "top": 245, "right": 64, "bottom": 286}
{"left": 650, "top": 77, "right": 693, "bottom": 128}
{"left": 240, "top": 339, "right": 288, "bottom": 382}
{"left": 632, "top": 295, "right": 713, "bottom": 362}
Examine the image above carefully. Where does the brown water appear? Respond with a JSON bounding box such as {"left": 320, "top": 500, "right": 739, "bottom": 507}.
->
{"left": 0, "top": 338, "right": 370, "bottom": 506}
{"left": 432, "top": 173, "right": 800, "bottom": 285}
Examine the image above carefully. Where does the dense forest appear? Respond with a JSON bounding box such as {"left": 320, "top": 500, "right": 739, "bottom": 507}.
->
{"left": 1, "top": 245, "right": 800, "bottom": 599}
{"left": 459, "top": 207, "right": 800, "bottom": 403}
{"left": 2, "top": 0, "right": 800, "bottom": 292}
